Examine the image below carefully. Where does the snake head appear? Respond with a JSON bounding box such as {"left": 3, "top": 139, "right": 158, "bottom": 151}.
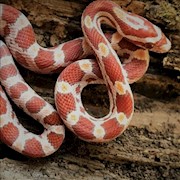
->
{"left": 149, "top": 33, "right": 171, "bottom": 53}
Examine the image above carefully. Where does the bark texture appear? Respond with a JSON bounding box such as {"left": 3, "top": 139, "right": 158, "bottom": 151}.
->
{"left": 0, "top": 0, "right": 179, "bottom": 179}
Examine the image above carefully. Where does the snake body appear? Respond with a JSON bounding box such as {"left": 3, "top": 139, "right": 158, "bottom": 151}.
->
{"left": 0, "top": 0, "right": 171, "bottom": 157}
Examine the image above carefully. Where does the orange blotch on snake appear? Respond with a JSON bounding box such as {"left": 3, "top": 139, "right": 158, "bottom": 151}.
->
{"left": 73, "top": 116, "right": 95, "bottom": 140}
{"left": 35, "top": 49, "right": 54, "bottom": 69}
{"left": 59, "top": 63, "right": 85, "bottom": 85}
{"left": 101, "top": 118, "right": 124, "bottom": 140}
{"left": 103, "top": 55, "right": 124, "bottom": 83}
{"left": 62, "top": 39, "right": 84, "bottom": 63}
{"left": 0, "top": 64, "right": 18, "bottom": 80}
{"left": 9, "top": 82, "right": 28, "bottom": 99}
{"left": 44, "top": 112, "right": 63, "bottom": 125}
{"left": 116, "top": 92, "right": 133, "bottom": 118}
{"left": 23, "top": 138, "right": 45, "bottom": 157}
{"left": 15, "top": 25, "right": 35, "bottom": 49}
{"left": 56, "top": 92, "right": 76, "bottom": 119}
{"left": 26, "top": 96, "right": 46, "bottom": 114}
{"left": 47, "top": 132, "right": 64, "bottom": 149}
{"left": 2, "top": 5, "right": 20, "bottom": 24}
{"left": 0, "top": 95, "right": 7, "bottom": 115}
{"left": 0, "top": 122, "right": 19, "bottom": 146}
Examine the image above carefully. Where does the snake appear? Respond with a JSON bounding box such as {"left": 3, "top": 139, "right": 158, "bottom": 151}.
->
{"left": 0, "top": 0, "right": 171, "bottom": 157}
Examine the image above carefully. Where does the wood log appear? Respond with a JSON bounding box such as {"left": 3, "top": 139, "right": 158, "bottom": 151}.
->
{"left": 0, "top": 0, "right": 179, "bottom": 179}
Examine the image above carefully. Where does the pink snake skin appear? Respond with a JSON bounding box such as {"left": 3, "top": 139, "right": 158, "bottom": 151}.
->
{"left": 0, "top": 0, "right": 171, "bottom": 157}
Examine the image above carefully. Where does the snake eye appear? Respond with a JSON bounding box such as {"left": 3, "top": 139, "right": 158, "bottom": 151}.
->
{"left": 144, "top": 43, "right": 154, "bottom": 49}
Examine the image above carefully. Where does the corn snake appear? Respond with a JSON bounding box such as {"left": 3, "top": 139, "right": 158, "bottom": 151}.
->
{"left": 0, "top": 0, "right": 171, "bottom": 157}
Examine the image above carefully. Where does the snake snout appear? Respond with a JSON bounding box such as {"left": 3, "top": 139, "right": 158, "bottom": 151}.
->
{"left": 157, "top": 38, "right": 171, "bottom": 53}
{"left": 151, "top": 34, "right": 171, "bottom": 53}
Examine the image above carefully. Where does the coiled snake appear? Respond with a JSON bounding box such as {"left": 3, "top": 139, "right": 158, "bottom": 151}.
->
{"left": 0, "top": 0, "right": 171, "bottom": 157}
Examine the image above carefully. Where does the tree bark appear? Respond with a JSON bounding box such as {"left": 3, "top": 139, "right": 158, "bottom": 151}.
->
{"left": 0, "top": 0, "right": 179, "bottom": 179}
